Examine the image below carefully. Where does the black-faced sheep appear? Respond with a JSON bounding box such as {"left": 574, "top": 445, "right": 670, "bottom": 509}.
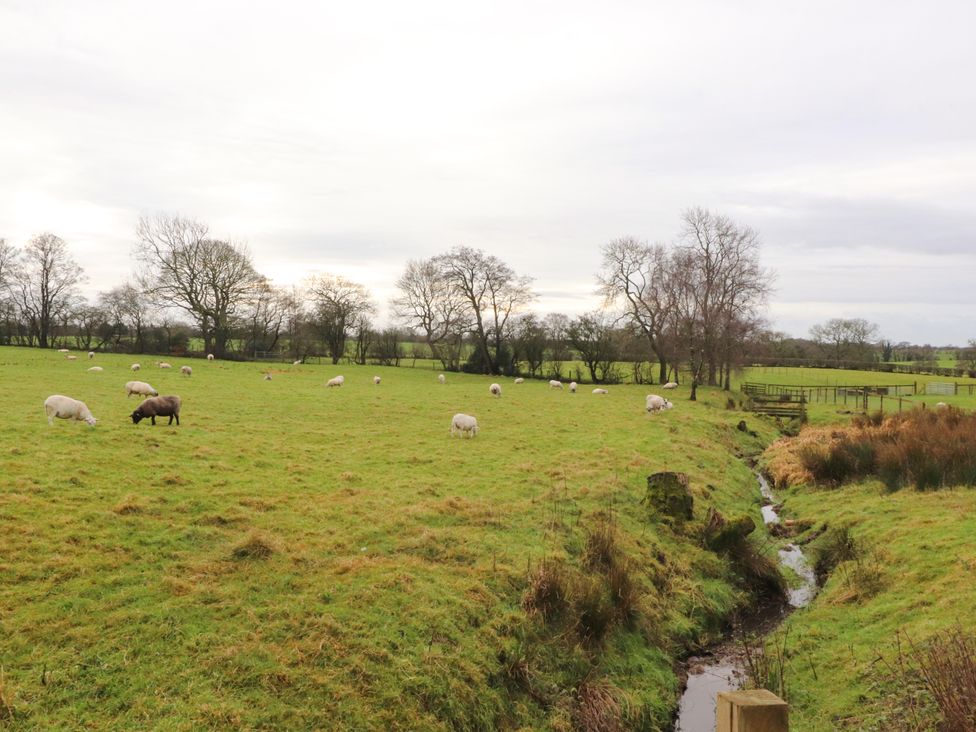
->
{"left": 131, "top": 395, "right": 181, "bottom": 426}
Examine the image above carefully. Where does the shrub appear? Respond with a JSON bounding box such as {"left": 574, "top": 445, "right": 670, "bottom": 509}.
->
{"left": 810, "top": 524, "right": 859, "bottom": 582}
{"left": 571, "top": 575, "right": 614, "bottom": 643}
{"left": 912, "top": 628, "right": 976, "bottom": 731}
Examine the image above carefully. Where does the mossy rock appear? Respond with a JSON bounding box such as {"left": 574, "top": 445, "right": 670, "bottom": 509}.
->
{"left": 706, "top": 513, "right": 756, "bottom": 553}
{"left": 645, "top": 472, "right": 693, "bottom": 522}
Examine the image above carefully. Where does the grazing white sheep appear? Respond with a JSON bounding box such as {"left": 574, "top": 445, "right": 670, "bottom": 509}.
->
{"left": 57, "top": 348, "right": 69, "bottom": 353}
{"left": 130, "top": 363, "right": 141, "bottom": 371}
{"left": 125, "top": 381, "right": 158, "bottom": 398}
{"left": 592, "top": 388, "right": 608, "bottom": 395}
{"left": 569, "top": 382, "right": 578, "bottom": 393}
{"left": 44, "top": 395, "right": 97, "bottom": 427}
{"left": 662, "top": 381, "right": 678, "bottom": 390}
{"left": 326, "top": 375, "right": 344, "bottom": 387}
{"left": 450, "top": 413, "right": 479, "bottom": 438}
{"left": 549, "top": 380, "right": 563, "bottom": 389}
{"left": 514, "top": 377, "right": 524, "bottom": 384}
{"left": 646, "top": 394, "right": 674, "bottom": 412}
{"left": 87, "top": 366, "right": 104, "bottom": 373}
{"left": 159, "top": 362, "right": 172, "bottom": 369}
{"left": 66, "top": 355, "right": 78, "bottom": 361}
{"left": 373, "top": 375, "right": 381, "bottom": 385}
{"left": 438, "top": 374, "right": 446, "bottom": 384}
{"left": 207, "top": 353, "right": 215, "bottom": 361}
{"left": 935, "top": 401, "right": 948, "bottom": 409}
{"left": 264, "top": 374, "right": 273, "bottom": 381}
{"left": 293, "top": 360, "right": 302, "bottom": 366}
{"left": 87, "top": 351, "right": 95, "bottom": 359}
{"left": 489, "top": 383, "right": 501, "bottom": 397}
{"left": 180, "top": 366, "right": 192, "bottom": 377}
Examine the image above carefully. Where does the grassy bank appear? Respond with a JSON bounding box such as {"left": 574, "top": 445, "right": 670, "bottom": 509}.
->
{"left": 0, "top": 346, "right": 778, "bottom": 729}
{"left": 761, "top": 431, "right": 976, "bottom": 729}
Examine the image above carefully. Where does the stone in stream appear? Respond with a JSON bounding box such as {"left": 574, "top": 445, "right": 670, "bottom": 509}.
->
{"left": 645, "top": 471, "right": 694, "bottom": 523}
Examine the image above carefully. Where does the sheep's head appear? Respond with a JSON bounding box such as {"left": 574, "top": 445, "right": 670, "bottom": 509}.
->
{"left": 131, "top": 410, "right": 145, "bottom": 424}
{"left": 664, "top": 400, "right": 674, "bottom": 410}
{"left": 85, "top": 415, "right": 98, "bottom": 427}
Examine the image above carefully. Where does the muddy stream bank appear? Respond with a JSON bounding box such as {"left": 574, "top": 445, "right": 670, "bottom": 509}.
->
{"left": 672, "top": 473, "right": 817, "bottom": 731}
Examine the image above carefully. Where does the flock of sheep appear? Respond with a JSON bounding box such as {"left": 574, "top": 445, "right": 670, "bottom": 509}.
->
{"left": 45, "top": 351, "right": 193, "bottom": 428}
{"left": 43, "top": 352, "right": 676, "bottom": 435}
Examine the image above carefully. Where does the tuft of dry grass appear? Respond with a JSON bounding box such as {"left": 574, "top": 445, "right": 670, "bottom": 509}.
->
{"left": 112, "top": 494, "right": 143, "bottom": 515}
{"left": 767, "top": 407, "right": 976, "bottom": 491}
{"left": 0, "top": 666, "right": 15, "bottom": 722}
{"left": 522, "top": 559, "right": 569, "bottom": 621}
{"left": 230, "top": 532, "right": 277, "bottom": 560}
{"left": 911, "top": 628, "right": 976, "bottom": 730}
{"left": 572, "top": 676, "right": 623, "bottom": 732}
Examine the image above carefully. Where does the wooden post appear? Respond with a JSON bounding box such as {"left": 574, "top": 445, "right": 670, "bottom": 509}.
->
{"left": 717, "top": 689, "right": 789, "bottom": 731}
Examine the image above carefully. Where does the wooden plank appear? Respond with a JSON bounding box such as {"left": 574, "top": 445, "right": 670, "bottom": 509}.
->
{"left": 717, "top": 689, "right": 789, "bottom": 731}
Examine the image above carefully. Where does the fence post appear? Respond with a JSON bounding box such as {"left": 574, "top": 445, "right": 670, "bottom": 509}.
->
{"left": 717, "top": 689, "right": 789, "bottom": 731}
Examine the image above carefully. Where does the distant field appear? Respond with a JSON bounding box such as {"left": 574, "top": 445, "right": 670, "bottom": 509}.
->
{"left": 0, "top": 346, "right": 776, "bottom": 729}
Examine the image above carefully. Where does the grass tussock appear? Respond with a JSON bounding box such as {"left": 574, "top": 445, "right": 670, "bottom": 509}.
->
{"left": 230, "top": 532, "right": 277, "bottom": 560}
{"left": 112, "top": 493, "right": 143, "bottom": 515}
{"left": 0, "top": 667, "right": 15, "bottom": 722}
{"left": 770, "top": 407, "right": 976, "bottom": 490}
{"left": 522, "top": 559, "right": 570, "bottom": 621}
{"left": 572, "top": 676, "right": 624, "bottom": 732}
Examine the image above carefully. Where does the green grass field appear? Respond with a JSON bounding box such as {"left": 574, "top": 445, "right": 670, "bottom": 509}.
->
{"left": 0, "top": 346, "right": 780, "bottom": 730}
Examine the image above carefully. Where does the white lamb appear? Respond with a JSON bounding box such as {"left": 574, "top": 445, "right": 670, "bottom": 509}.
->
{"left": 373, "top": 375, "right": 381, "bottom": 385}
{"left": 569, "top": 382, "right": 578, "bottom": 393}
{"left": 662, "top": 382, "right": 678, "bottom": 390}
{"left": 935, "top": 402, "right": 948, "bottom": 410}
{"left": 125, "top": 381, "right": 159, "bottom": 398}
{"left": 88, "top": 366, "right": 104, "bottom": 373}
{"left": 180, "top": 366, "right": 192, "bottom": 377}
{"left": 264, "top": 373, "right": 272, "bottom": 381}
{"left": 514, "top": 377, "right": 524, "bottom": 384}
{"left": 44, "top": 395, "right": 97, "bottom": 427}
{"left": 549, "top": 380, "right": 562, "bottom": 389}
{"left": 592, "top": 388, "right": 608, "bottom": 395}
{"left": 207, "top": 354, "right": 215, "bottom": 361}
{"left": 438, "top": 374, "right": 446, "bottom": 384}
{"left": 131, "top": 363, "right": 141, "bottom": 372}
{"left": 646, "top": 394, "right": 674, "bottom": 412}
{"left": 66, "top": 355, "right": 77, "bottom": 361}
{"left": 57, "top": 348, "right": 69, "bottom": 353}
{"left": 159, "top": 362, "right": 172, "bottom": 369}
{"left": 489, "top": 383, "right": 501, "bottom": 397}
{"left": 88, "top": 351, "right": 95, "bottom": 359}
{"left": 450, "top": 413, "right": 479, "bottom": 438}
{"left": 293, "top": 360, "right": 302, "bottom": 366}
{"left": 327, "top": 375, "right": 344, "bottom": 387}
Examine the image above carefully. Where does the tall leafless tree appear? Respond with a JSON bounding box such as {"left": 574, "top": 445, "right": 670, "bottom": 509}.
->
{"left": 9, "top": 233, "right": 85, "bottom": 348}
{"left": 809, "top": 318, "right": 880, "bottom": 365}
{"left": 597, "top": 236, "right": 673, "bottom": 383}
{"left": 677, "top": 208, "right": 771, "bottom": 390}
{"left": 391, "top": 257, "right": 470, "bottom": 370}
{"left": 306, "top": 274, "right": 374, "bottom": 364}
{"left": 436, "top": 246, "right": 534, "bottom": 374}
{"left": 135, "top": 214, "right": 264, "bottom": 357}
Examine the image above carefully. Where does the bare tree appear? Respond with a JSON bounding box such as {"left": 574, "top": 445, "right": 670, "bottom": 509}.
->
{"left": 437, "top": 246, "right": 535, "bottom": 374}
{"left": 809, "top": 318, "right": 881, "bottom": 364}
{"left": 306, "top": 274, "right": 374, "bottom": 364}
{"left": 510, "top": 313, "right": 548, "bottom": 376}
{"left": 391, "top": 258, "right": 469, "bottom": 370}
{"left": 241, "top": 282, "right": 289, "bottom": 356}
{"left": 9, "top": 233, "right": 85, "bottom": 348}
{"left": 0, "top": 238, "right": 14, "bottom": 289}
{"left": 677, "top": 208, "right": 771, "bottom": 389}
{"left": 597, "top": 237, "right": 673, "bottom": 383}
{"left": 351, "top": 311, "right": 374, "bottom": 365}
{"left": 135, "top": 214, "right": 264, "bottom": 357}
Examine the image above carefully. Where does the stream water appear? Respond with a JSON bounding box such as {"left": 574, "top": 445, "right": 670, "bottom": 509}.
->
{"left": 672, "top": 473, "right": 817, "bottom": 731}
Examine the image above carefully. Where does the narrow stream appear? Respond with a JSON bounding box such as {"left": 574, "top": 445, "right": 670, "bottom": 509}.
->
{"left": 673, "top": 473, "right": 817, "bottom": 731}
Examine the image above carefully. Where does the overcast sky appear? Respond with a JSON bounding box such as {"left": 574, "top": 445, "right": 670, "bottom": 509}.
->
{"left": 2, "top": 1, "right": 975, "bottom": 344}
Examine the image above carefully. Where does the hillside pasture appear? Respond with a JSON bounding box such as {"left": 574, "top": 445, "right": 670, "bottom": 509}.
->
{"left": 0, "top": 347, "right": 775, "bottom": 729}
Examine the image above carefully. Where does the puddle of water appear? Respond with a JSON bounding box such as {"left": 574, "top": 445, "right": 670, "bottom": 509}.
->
{"left": 674, "top": 659, "right": 742, "bottom": 732}
{"left": 673, "top": 472, "right": 817, "bottom": 731}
